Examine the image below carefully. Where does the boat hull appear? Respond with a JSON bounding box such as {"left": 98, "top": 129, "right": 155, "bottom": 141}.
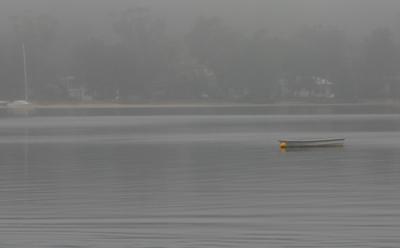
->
{"left": 279, "top": 138, "right": 345, "bottom": 148}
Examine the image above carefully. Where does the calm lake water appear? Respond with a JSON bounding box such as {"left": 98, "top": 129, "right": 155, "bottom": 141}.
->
{"left": 1, "top": 112, "right": 400, "bottom": 247}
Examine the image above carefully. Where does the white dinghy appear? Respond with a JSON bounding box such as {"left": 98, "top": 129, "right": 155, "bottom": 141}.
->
{"left": 279, "top": 138, "right": 345, "bottom": 149}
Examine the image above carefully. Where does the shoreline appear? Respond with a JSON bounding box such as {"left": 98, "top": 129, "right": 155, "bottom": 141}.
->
{"left": 2, "top": 101, "right": 400, "bottom": 116}
{"left": 3, "top": 101, "right": 400, "bottom": 109}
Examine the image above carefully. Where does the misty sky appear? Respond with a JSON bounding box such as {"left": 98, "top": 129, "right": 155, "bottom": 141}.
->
{"left": 1, "top": 0, "right": 400, "bottom": 39}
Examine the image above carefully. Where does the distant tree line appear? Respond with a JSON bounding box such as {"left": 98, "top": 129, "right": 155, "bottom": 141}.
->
{"left": 1, "top": 8, "right": 400, "bottom": 103}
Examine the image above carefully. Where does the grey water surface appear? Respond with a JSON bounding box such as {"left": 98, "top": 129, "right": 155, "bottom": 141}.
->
{"left": 1, "top": 113, "right": 400, "bottom": 247}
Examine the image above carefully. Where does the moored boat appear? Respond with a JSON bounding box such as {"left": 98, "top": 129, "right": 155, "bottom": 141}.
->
{"left": 6, "top": 100, "right": 35, "bottom": 116}
{"left": 279, "top": 138, "right": 345, "bottom": 149}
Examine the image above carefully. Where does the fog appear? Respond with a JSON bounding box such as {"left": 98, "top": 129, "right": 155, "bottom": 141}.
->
{"left": 1, "top": 0, "right": 400, "bottom": 102}
{"left": 2, "top": 0, "right": 400, "bottom": 36}
{"left": 3, "top": 2, "right": 400, "bottom": 247}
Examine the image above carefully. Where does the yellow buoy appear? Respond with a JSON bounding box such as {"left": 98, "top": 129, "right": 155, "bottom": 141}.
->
{"left": 280, "top": 142, "right": 287, "bottom": 149}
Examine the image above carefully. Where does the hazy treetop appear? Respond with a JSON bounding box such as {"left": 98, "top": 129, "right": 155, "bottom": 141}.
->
{"left": 1, "top": 0, "right": 400, "bottom": 39}
{"left": 1, "top": 0, "right": 400, "bottom": 101}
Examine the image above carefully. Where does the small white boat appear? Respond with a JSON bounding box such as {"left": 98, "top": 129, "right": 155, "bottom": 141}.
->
{"left": 279, "top": 138, "right": 345, "bottom": 148}
{"left": 7, "top": 100, "right": 32, "bottom": 107}
{"left": 6, "top": 100, "right": 35, "bottom": 115}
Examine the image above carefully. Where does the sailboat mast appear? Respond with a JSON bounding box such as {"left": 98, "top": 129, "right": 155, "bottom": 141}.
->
{"left": 22, "top": 43, "right": 28, "bottom": 102}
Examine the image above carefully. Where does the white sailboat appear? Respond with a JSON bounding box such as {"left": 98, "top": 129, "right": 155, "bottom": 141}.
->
{"left": 7, "top": 43, "right": 34, "bottom": 113}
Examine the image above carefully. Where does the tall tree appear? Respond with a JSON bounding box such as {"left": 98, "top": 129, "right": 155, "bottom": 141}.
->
{"left": 111, "top": 7, "right": 173, "bottom": 100}
{"left": 358, "top": 28, "right": 399, "bottom": 98}
{"left": 8, "top": 14, "right": 59, "bottom": 100}
{"left": 285, "top": 27, "right": 350, "bottom": 99}
{"left": 186, "top": 17, "right": 243, "bottom": 98}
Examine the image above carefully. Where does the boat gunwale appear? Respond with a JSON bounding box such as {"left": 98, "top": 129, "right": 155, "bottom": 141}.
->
{"left": 278, "top": 138, "right": 345, "bottom": 144}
